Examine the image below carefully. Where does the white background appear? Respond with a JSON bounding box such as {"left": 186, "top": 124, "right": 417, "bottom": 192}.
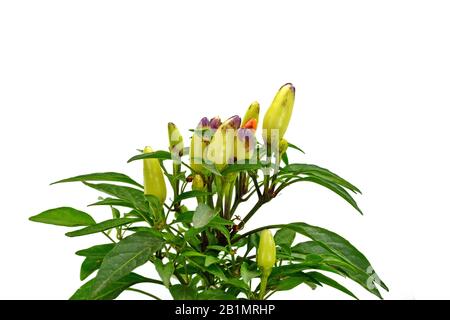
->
{"left": 1, "top": 1, "right": 449, "bottom": 300}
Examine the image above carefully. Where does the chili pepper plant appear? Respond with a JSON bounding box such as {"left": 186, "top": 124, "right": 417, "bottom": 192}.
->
{"left": 30, "top": 83, "right": 388, "bottom": 300}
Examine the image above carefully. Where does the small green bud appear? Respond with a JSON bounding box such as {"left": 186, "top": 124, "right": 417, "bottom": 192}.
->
{"left": 279, "top": 138, "right": 289, "bottom": 156}
{"left": 192, "top": 174, "right": 205, "bottom": 191}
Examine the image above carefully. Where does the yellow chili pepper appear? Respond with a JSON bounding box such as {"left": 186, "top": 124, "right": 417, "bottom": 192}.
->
{"left": 262, "top": 83, "right": 296, "bottom": 148}
{"left": 143, "top": 146, "right": 167, "bottom": 203}
{"left": 206, "top": 115, "right": 241, "bottom": 171}
{"left": 257, "top": 229, "right": 276, "bottom": 300}
{"left": 190, "top": 117, "right": 209, "bottom": 174}
{"left": 168, "top": 122, "right": 184, "bottom": 157}
{"left": 257, "top": 229, "right": 276, "bottom": 275}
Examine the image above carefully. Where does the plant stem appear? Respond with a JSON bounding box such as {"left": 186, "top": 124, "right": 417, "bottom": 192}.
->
{"left": 206, "top": 177, "right": 215, "bottom": 208}
{"left": 236, "top": 199, "right": 267, "bottom": 231}
{"left": 259, "top": 274, "right": 268, "bottom": 300}
{"left": 102, "top": 231, "right": 116, "bottom": 243}
{"left": 250, "top": 174, "right": 263, "bottom": 199}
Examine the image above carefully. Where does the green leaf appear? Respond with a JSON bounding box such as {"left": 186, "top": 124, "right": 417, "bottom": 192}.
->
{"left": 210, "top": 215, "right": 234, "bottom": 226}
{"left": 91, "top": 232, "right": 164, "bottom": 298}
{"left": 78, "top": 244, "right": 115, "bottom": 280}
{"left": 83, "top": 182, "right": 149, "bottom": 213}
{"left": 70, "top": 273, "right": 151, "bottom": 300}
{"left": 76, "top": 244, "right": 116, "bottom": 258}
{"left": 307, "top": 271, "right": 358, "bottom": 299}
{"left": 274, "top": 228, "right": 296, "bottom": 247}
{"left": 292, "top": 241, "right": 383, "bottom": 296}
{"left": 88, "top": 198, "right": 134, "bottom": 209}
{"left": 297, "top": 176, "right": 363, "bottom": 214}
{"left": 246, "top": 233, "right": 259, "bottom": 252}
{"left": 198, "top": 290, "right": 236, "bottom": 300}
{"left": 127, "top": 150, "right": 172, "bottom": 163}
{"left": 169, "top": 284, "right": 197, "bottom": 300}
{"left": 270, "top": 273, "right": 314, "bottom": 291}
{"left": 288, "top": 142, "right": 305, "bottom": 154}
{"left": 66, "top": 217, "right": 140, "bottom": 237}
{"left": 281, "top": 152, "right": 289, "bottom": 166}
{"left": 51, "top": 172, "right": 143, "bottom": 188}
{"left": 286, "top": 222, "right": 387, "bottom": 297}
{"left": 225, "top": 278, "right": 248, "bottom": 291}
{"left": 202, "top": 161, "right": 222, "bottom": 176}
{"left": 174, "top": 191, "right": 211, "bottom": 203}
{"left": 80, "top": 257, "right": 102, "bottom": 281}
{"left": 154, "top": 259, "right": 174, "bottom": 288}
{"left": 206, "top": 245, "right": 229, "bottom": 253}
{"left": 192, "top": 203, "right": 215, "bottom": 228}
{"left": 29, "top": 207, "right": 95, "bottom": 227}
{"left": 241, "top": 262, "right": 260, "bottom": 284}
{"left": 204, "top": 256, "right": 220, "bottom": 267}
{"left": 221, "top": 163, "right": 263, "bottom": 175}
{"left": 282, "top": 163, "right": 361, "bottom": 194}
{"left": 125, "top": 227, "right": 164, "bottom": 239}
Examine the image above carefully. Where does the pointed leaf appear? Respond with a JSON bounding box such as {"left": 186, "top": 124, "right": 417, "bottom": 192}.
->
{"left": 29, "top": 207, "right": 95, "bottom": 227}
{"left": 221, "top": 163, "right": 263, "bottom": 175}
{"left": 127, "top": 150, "right": 172, "bottom": 163}
{"left": 298, "top": 176, "right": 363, "bottom": 214}
{"left": 83, "top": 182, "right": 149, "bottom": 213}
{"left": 154, "top": 259, "right": 174, "bottom": 288}
{"left": 51, "top": 172, "right": 143, "bottom": 188}
{"left": 88, "top": 198, "right": 134, "bottom": 209}
{"left": 169, "top": 284, "right": 197, "bottom": 300}
{"left": 80, "top": 257, "right": 102, "bottom": 281}
{"left": 282, "top": 163, "right": 361, "bottom": 194}
{"left": 307, "top": 271, "right": 358, "bottom": 299}
{"left": 286, "top": 222, "right": 387, "bottom": 297}
{"left": 70, "top": 273, "right": 151, "bottom": 300}
{"left": 174, "top": 191, "right": 211, "bottom": 203}
{"left": 76, "top": 243, "right": 116, "bottom": 258}
{"left": 66, "top": 217, "right": 140, "bottom": 237}
{"left": 91, "top": 232, "right": 164, "bottom": 298}
{"left": 274, "top": 228, "right": 296, "bottom": 247}
{"left": 288, "top": 142, "right": 305, "bottom": 154}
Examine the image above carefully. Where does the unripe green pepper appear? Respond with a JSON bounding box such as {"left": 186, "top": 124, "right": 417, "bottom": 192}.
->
{"left": 168, "top": 123, "right": 184, "bottom": 203}
{"left": 242, "top": 101, "right": 260, "bottom": 128}
{"left": 143, "top": 146, "right": 167, "bottom": 203}
{"left": 257, "top": 229, "right": 276, "bottom": 275}
{"left": 257, "top": 229, "right": 276, "bottom": 300}
{"left": 262, "top": 83, "right": 296, "bottom": 148}
{"left": 192, "top": 174, "right": 206, "bottom": 204}
{"left": 192, "top": 174, "right": 205, "bottom": 191}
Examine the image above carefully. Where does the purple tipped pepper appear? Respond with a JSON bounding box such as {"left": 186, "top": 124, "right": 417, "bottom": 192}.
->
{"left": 190, "top": 117, "right": 210, "bottom": 173}
{"left": 206, "top": 115, "right": 241, "bottom": 171}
